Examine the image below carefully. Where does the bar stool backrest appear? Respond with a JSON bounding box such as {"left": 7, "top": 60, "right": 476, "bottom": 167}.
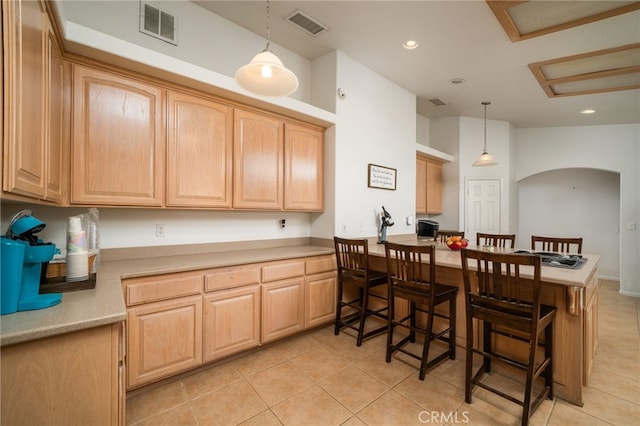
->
{"left": 476, "top": 233, "right": 516, "bottom": 248}
{"left": 531, "top": 236, "right": 583, "bottom": 254}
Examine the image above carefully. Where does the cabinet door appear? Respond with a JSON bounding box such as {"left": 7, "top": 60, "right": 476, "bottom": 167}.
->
{"left": 233, "top": 109, "right": 283, "bottom": 209}
{"left": 71, "top": 64, "right": 165, "bottom": 206}
{"left": 305, "top": 271, "right": 337, "bottom": 328}
{"left": 203, "top": 285, "right": 261, "bottom": 362}
{"left": 127, "top": 295, "right": 202, "bottom": 388}
{"left": 426, "top": 160, "right": 443, "bottom": 214}
{"left": 167, "top": 91, "right": 233, "bottom": 207}
{"left": 284, "top": 123, "right": 324, "bottom": 211}
{"left": 2, "top": 0, "right": 47, "bottom": 198}
{"left": 262, "top": 278, "right": 305, "bottom": 343}
{"left": 43, "top": 17, "right": 65, "bottom": 203}
{"left": 415, "top": 156, "right": 427, "bottom": 214}
{"left": 1, "top": 324, "right": 122, "bottom": 425}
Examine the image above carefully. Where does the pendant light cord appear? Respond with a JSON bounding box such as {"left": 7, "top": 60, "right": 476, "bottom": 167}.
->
{"left": 482, "top": 101, "right": 490, "bottom": 152}
{"left": 265, "top": 0, "right": 271, "bottom": 51}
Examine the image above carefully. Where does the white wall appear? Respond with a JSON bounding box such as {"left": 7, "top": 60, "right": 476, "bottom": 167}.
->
{"left": 516, "top": 124, "right": 640, "bottom": 296}
{"left": 518, "top": 168, "right": 620, "bottom": 279}
{"left": 0, "top": 205, "right": 312, "bottom": 250}
{"left": 332, "top": 52, "right": 417, "bottom": 239}
{"left": 416, "top": 114, "right": 430, "bottom": 147}
{"left": 423, "top": 117, "right": 460, "bottom": 229}
{"left": 427, "top": 116, "right": 515, "bottom": 236}
{"left": 458, "top": 117, "right": 515, "bottom": 235}
{"left": 59, "top": 0, "right": 312, "bottom": 103}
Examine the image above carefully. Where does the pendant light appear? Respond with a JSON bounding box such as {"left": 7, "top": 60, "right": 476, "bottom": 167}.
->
{"left": 472, "top": 101, "right": 498, "bottom": 167}
{"left": 235, "top": 0, "right": 299, "bottom": 97}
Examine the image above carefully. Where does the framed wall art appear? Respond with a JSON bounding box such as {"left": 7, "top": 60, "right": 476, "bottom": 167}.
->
{"left": 368, "top": 164, "right": 396, "bottom": 190}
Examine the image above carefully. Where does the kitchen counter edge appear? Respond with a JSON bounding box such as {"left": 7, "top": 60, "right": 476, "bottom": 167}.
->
{"left": 0, "top": 244, "right": 334, "bottom": 347}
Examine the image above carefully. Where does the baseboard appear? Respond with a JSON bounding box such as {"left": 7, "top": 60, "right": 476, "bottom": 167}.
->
{"left": 619, "top": 289, "right": 640, "bottom": 298}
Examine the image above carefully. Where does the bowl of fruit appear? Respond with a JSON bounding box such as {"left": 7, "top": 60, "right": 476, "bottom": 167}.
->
{"left": 446, "top": 236, "right": 469, "bottom": 251}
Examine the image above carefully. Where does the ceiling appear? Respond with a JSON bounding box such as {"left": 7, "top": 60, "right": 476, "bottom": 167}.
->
{"left": 192, "top": 1, "right": 640, "bottom": 128}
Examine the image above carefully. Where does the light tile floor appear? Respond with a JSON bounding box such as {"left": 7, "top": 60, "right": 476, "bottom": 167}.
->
{"left": 127, "top": 280, "right": 639, "bottom": 425}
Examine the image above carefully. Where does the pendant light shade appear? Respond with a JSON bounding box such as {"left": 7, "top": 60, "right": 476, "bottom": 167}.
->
{"left": 472, "top": 101, "right": 498, "bottom": 167}
{"left": 235, "top": 50, "right": 298, "bottom": 97}
{"left": 235, "top": 1, "right": 299, "bottom": 97}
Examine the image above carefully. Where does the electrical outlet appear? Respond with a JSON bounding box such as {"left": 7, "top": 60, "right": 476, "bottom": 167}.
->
{"left": 342, "top": 224, "right": 348, "bottom": 233}
{"left": 156, "top": 224, "right": 166, "bottom": 237}
{"left": 629, "top": 222, "right": 637, "bottom": 230}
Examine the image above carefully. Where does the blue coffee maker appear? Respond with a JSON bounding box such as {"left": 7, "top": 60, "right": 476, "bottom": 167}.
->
{"left": 1, "top": 210, "right": 62, "bottom": 315}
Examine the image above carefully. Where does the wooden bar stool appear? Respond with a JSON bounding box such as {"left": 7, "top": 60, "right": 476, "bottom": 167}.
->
{"left": 333, "top": 237, "right": 389, "bottom": 346}
{"left": 531, "top": 235, "right": 583, "bottom": 254}
{"left": 477, "top": 232, "right": 516, "bottom": 248}
{"left": 434, "top": 230, "right": 465, "bottom": 243}
{"left": 384, "top": 242, "right": 457, "bottom": 380}
{"left": 460, "top": 248, "right": 556, "bottom": 426}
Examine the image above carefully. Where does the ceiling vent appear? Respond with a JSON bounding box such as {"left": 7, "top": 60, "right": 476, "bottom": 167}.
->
{"left": 428, "top": 98, "right": 448, "bottom": 106}
{"left": 140, "top": 2, "right": 177, "bottom": 45}
{"left": 286, "top": 10, "right": 328, "bottom": 36}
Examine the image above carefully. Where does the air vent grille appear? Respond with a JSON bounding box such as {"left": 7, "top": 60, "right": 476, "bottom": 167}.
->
{"left": 287, "top": 10, "right": 328, "bottom": 36}
{"left": 140, "top": 3, "right": 177, "bottom": 45}
{"left": 428, "top": 98, "right": 448, "bottom": 106}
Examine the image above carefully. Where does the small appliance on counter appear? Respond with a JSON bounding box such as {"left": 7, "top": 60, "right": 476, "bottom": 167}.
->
{"left": 1, "top": 210, "right": 62, "bottom": 315}
{"left": 417, "top": 219, "right": 439, "bottom": 238}
{"left": 377, "top": 206, "right": 395, "bottom": 244}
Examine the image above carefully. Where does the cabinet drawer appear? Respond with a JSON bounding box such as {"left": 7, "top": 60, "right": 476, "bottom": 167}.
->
{"left": 262, "top": 260, "right": 305, "bottom": 282}
{"left": 305, "top": 255, "right": 336, "bottom": 275}
{"left": 204, "top": 265, "right": 261, "bottom": 292}
{"left": 125, "top": 272, "right": 203, "bottom": 306}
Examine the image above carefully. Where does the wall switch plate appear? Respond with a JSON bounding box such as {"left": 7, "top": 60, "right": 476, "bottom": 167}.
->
{"left": 628, "top": 222, "right": 637, "bottom": 230}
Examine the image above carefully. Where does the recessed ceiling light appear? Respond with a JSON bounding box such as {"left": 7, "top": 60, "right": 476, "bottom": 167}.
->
{"left": 450, "top": 78, "right": 466, "bottom": 84}
{"left": 581, "top": 109, "right": 596, "bottom": 114}
{"left": 403, "top": 40, "right": 419, "bottom": 49}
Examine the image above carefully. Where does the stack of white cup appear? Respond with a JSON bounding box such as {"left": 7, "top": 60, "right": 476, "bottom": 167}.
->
{"left": 67, "top": 216, "right": 88, "bottom": 282}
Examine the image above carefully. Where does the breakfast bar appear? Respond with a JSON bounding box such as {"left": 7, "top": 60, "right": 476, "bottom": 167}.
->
{"left": 364, "top": 235, "right": 600, "bottom": 407}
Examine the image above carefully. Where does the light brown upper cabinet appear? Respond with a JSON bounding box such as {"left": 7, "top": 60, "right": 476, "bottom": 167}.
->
{"left": 2, "top": 0, "right": 65, "bottom": 203}
{"left": 416, "top": 154, "right": 444, "bottom": 215}
{"left": 44, "top": 16, "right": 66, "bottom": 203}
{"left": 71, "top": 64, "right": 165, "bottom": 206}
{"left": 233, "top": 109, "right": 284, "bottom": 209}
{"left": 166, "top": 91, "right": 233, "bottom": 208}
{"left": 284, "top": 123, "right": 324, "bottom": 211}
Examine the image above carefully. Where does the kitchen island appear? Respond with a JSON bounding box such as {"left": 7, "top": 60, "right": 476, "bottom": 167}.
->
{"left": 365, "top": 235, "right": 600, "bottom": 407}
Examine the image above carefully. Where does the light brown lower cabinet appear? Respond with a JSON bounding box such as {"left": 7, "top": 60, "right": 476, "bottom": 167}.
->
{"left": 262, "top": 278, "right": 306, "bottom": 343}
{"left": 122, "top": 255, "right": 336, "bottom": 389}
{"left": 126, "top": 296, "right": 203, "bottom": 388}
{"left": 1, "top": 323, "right": 124, "bottom": 426}
{"left": 305, "top": 271, "right": 337, "bottom": 328}
{"left": 203, "top": 285, "right": 261, "bottom": 362}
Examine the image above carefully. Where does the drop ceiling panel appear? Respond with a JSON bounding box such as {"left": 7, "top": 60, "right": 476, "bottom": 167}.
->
{"left": 529, "top": 43, "right": 640, "bottom": 97}
{"left": 552, "top": 73, "right": 640, "bottom": 95}
{"left": 488, "top": 0, "right": 640, "bottom": 41}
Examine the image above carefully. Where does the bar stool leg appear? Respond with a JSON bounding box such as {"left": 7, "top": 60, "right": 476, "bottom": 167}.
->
{"left": 545, "top": 323, "right": 554, "bottom": 398}
{"left": 357, "top": 286, "right": 370, "bottom": 346}
{"left": 483, "top": 321, "right": 492, "bottom": 372}
{"left": 334, "top": 278, "right": 344, "bottom": 336}
{"left": 419, "top": 304, "right": 436, "bottom": 380}
{"left": 449, "top": 296, "right": 456, "bottom": 359}
{"left": 465, "top": 314, "right": 474, "bottom": 404}
{"left": 386, "top": 290, "right": 395, "bottom": 362}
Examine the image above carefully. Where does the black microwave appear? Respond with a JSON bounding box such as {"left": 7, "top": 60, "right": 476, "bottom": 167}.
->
{"left": 417, "top": 220, "right": 439, "bottom": 237}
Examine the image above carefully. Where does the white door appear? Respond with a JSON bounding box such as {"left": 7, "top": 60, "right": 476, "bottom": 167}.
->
{"left": 466, "top": 179, "right": 502, "bottom": 244}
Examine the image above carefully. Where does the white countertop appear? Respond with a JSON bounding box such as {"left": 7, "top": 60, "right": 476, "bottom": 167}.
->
{"left": 365, "top": 235, "right": 600, "bottom": 288}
